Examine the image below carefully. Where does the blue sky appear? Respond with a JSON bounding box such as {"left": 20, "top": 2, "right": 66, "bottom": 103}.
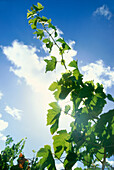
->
{"left": 0, "top": 0, "right": 114, "bottom": 168}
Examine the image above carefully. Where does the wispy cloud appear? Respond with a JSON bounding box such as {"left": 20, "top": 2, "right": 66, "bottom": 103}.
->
{"left": 0, "top": 119, "right": 8, "bottom": 131}
{"left": 0, "top": 116, "right": 8, "bottom": 141}
{"left": 0, "top": 133, "right": 7, "bottom": 141}
{"left": 0, "top": 92, "right": 3, "bottom": 100}
{"left": 81, "top": 60, "right": 114, "bottom": 90}
{"left": 5, "top": 105, "right": 22, "bottom": 120}
{"left": 0, "top": 93, "right": 8, "bottom": 141}
{"left": 93, "top": 5, "right": 112, "bottom": 20}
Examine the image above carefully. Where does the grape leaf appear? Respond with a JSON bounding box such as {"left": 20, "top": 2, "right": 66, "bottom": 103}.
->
{"left": 68, "top": 60, "right": 78, "bottom": 69}
{"left": 37, "top": 2, "right": 44, "bottom": 11}
{"left": 65, "top": 105, "right": 71, "bottom": 114}
{"left": 59, "top": 86, "right": 72, "bottom": 99}
{"left": 107, "top": 94, "right": 114, "bottom": 102}
{"left": 53, "top": 130, "right": 71, "bottom": 158}
{"left": 37, "top": 145, "right": 56, "bottom": 170}
{"left": 49, "top": 82, "right": 58, "bottom": 91}
{"left": 47, "top": 102, "right": 61, "bottom": 134}
{"left": 44, "top": 56, "right": 57, "bottom": 72}
{"left": 64, "top": 152, "right": 77, "bottom": 169}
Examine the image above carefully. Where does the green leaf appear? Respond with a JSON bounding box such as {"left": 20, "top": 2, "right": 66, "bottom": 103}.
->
{"left": 50, "top": 120, "right": 59, "bottom": 135}
{"left": 48, "top": 23, "right": 56, "bottom": 30}
{"left": 33, "top": 29, "right": 44, "bottom": 40}
{"left": 31, "top": 23, "right": 36, "bottom": 29}
{"left": 64, "top": 152, "right": 77, "bottom": 169}
{"left": 96, "top": 148, "right": 104, "bottom": 161}
{"left": 43, "top": 38, "right": 50, "bottom": 43}
{"left": 5, "top": 135, "right": 13, "bottom": 146}
{"left": 53, "top": 86, "right": 61, "bottom": 100}
{"left": 107, "top": 94, "right": 114, "bottom": 102}
{"left": 71, "top": 91, "right": 82, "bottom": 116}
{"left": 68, "top": 60, "right": 78, "bottom": 69}
{"left": 47, "top": 18, "right": 51, "bottom": 23}
{"left": 44, "top": 40, "right": 53, "bottom": 53}
{"left": 61, "top": 71, "right": 72, "bottom": 80}
{"left": 28, "top": 18, "right": 37, "bottom": 24}
{"left": 95, "top": 109, "right": 114, "bottom": 155}
{"left": 56, "top": 38, "right": 65, "bottom": 43}
{"left": 74, "top": 168, "right": 82, "bottom": 170}
{"left": 83, "top": 153, "right": 92, "bottom": 167}
{"left": 89, "top": 96, "right": 106, "bottom": 118}
{"left": 41, "top": 16, "right": 48, "bottom": 22}
{"left": 37, "top": 145, "right": 56, "bottom": 170}
{"left": 59, "top": 86, "right": 72, "bottom": 99}
{"left": 32, "top": 149, "right": 36, "bottom": 153}
{"left": 33, "top": 5, "right": 39, "bottom": 11}
{"left": 65, "top": 105, "right": 71, "bottom": 114}
{"left": 44, "top": 56, "right": 57, "bottom": 72}
{"left": 79, "top": 84, "right": 94, "bottom": 98}
{"left": 55, "top": 31, "right": 58, "bottom": 37}
{"left": 62, "top": 42, "right": 71, "bottom": 51}
{"left": 37, "top": 2, "right": 44, "bottom": 11}
{"left": 49, "top": 82, "right": 58, "bottom": 91}
{"left": 95, "top": 83, "right": 106, "bottom": 99}
{"left": 47, "top": 102, "right": 61, "bottom": 134}
{"left": 27, "top": 10, "right": 35, "bottom": 19}
{"left": 53, "top": 130, "right": 71, "bottom": 158}
{"left": 70, "top": 129, "right": 85, "bottom": 150}
{"left": 56, "top": 38, "right": 70, "bottom": 51}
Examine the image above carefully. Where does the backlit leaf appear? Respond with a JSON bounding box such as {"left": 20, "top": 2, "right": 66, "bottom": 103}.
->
{"left": 44, "top": 56, "right": 57, "bottom": 72}
{"left": 37, "top": 145, "right": 56, "bottom": 170}
{"left": 47, "top": 102, "right": 61, "bottom": 134}
{"left": 53, "top": 130, "right": 71, "bottom": 158}
{"left": 37, "top": 2, "right": 44, "bottom": 11}
{"left": 49, "top": 82, "right": 58, "bottom": 91}
{"left": 68, "top": 60, "right": 78, "bottom": 69}
{"left": 48, "top": 23, "right": 56, "bottom": 30}
{"left": 56, "top": 38, "right": 64, "bottom": 43}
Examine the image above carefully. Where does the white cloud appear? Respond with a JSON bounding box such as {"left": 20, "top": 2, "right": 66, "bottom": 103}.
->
{"left": 5, "top": 105, "right": 22, "bottom": 120}
{"left": 2, "top": 33, "right": 77, "bottom": 94}
{"left": 1, "top": 33, "right": 77, "bottom": 133}
{"left": 0, "top": 92, "right": 3, "bottom": 100}
{"left": 106, "top": 160, "right": 114, "bottom": 167}
{"left": 0, "top": 119, "right": 8, "bottom": 131}
{"left": 0, "top": 133, "right": 7, "bottom": 141}
{"left": 81, "top": 60, "right": 114, "bottom": 90}
{"left": 0, "top": 118, "right": 8, "bottom": 141}
{"left": 93, "top": 5, "right": 112, "bottom": 20}
{"left": 56, "top": 163, "right": 64, "bottom": 169}
{"left": 0, "top": 93, "right": 8, "bottom": 141}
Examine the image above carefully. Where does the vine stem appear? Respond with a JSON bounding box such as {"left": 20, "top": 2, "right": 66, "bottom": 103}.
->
{"left": 102, "top": 147, "right": 106, "bottom": 170}
{"left": 43, "top": 25, "right": 67, "bottom": 70}
{"left": 53, "top": 153, "right": 64, "bottom": 164}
